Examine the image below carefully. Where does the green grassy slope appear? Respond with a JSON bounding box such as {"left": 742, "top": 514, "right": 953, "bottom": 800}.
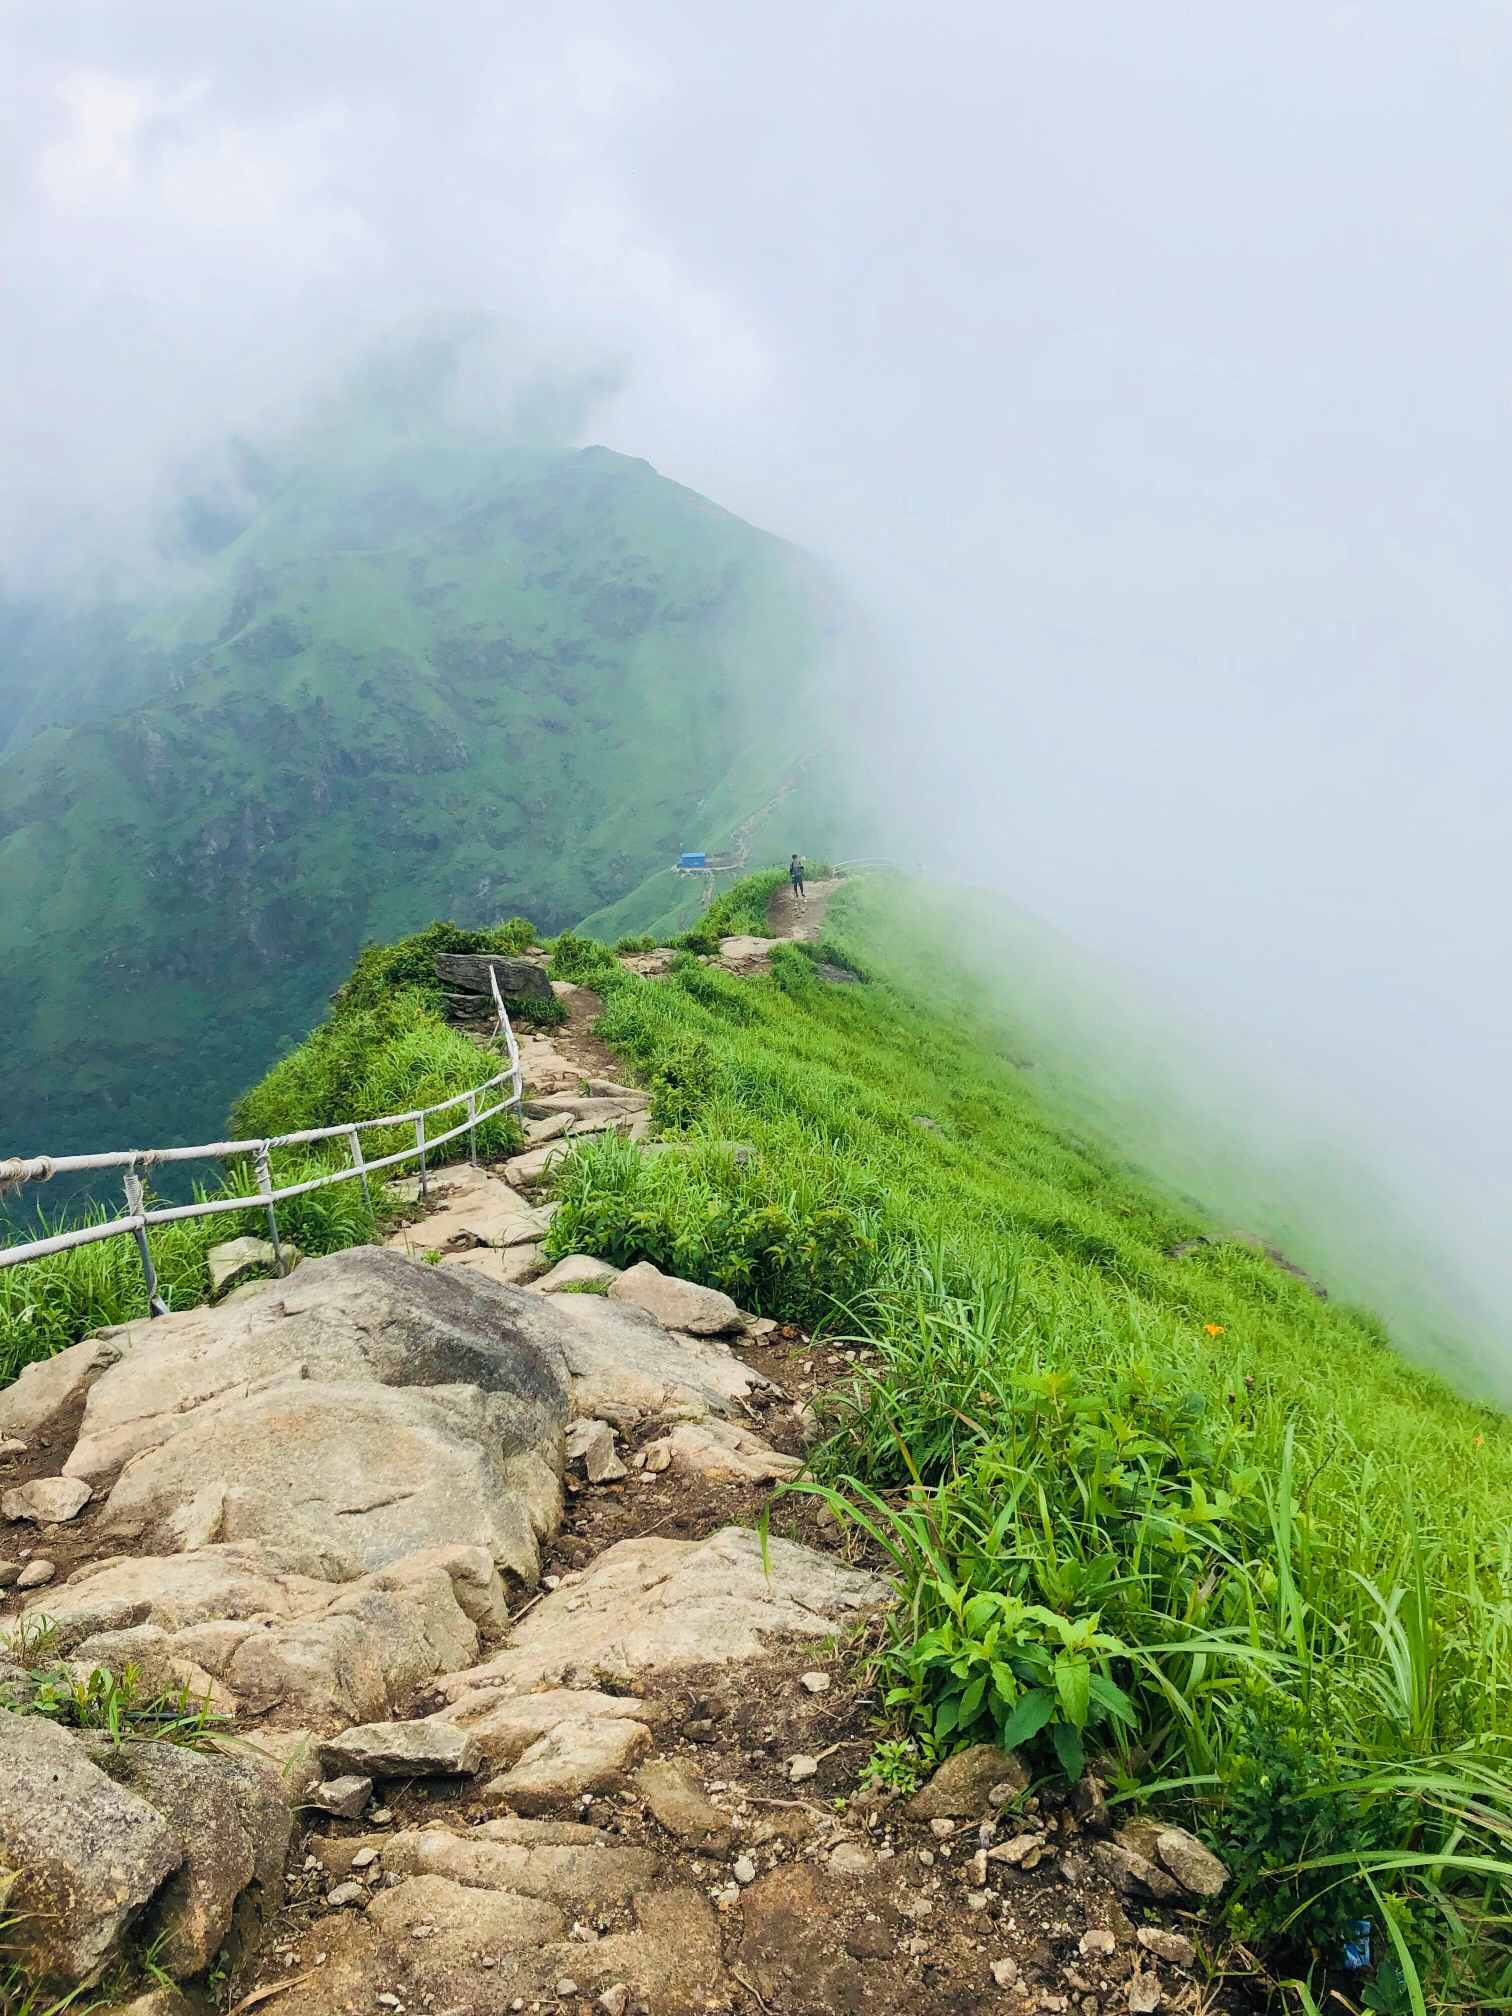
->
{"left": 6, "top": 869, "right": 1507, "bottom": 2000}
{"left": 0, "top": 433, "right": 842, "bottom": 1169}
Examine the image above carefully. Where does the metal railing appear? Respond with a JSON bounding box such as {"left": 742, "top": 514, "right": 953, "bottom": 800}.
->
{"left": 0, "top": 970, "right": 525, "bottom": 1312}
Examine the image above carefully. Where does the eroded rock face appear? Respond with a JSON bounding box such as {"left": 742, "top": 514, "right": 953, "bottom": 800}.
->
{"left": 0, "top": 1715, "right": 181, "bottom": 1989}
{"left": 440, "top": 1528, "right": 888, "bottom": 1701}
{"left": 22, "top": 1543, "right": 492, "bottom": 1729}
{"left": 0, "top": 1331, "right": 124, "bottom": 1443}
{"left": 94, "top": 1742, "right": 291, "bottom": 1976}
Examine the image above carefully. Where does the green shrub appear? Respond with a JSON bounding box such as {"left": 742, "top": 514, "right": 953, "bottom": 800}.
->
{"left": 614, "top": 934, "right": 659, "bottom": 955}
{"left": 548, "top": 932, "right": 618, "bottom": 983}
{"left": 1217, "top": 1691, "right": 1406, "bottom": 1961}
{"left": 543, "top": 1131, "right": 880, "bottom": 1324}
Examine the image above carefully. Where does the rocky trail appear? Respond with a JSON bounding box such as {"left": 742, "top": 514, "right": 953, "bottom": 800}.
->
{"left": 0, "top": 940, "right": 1231, "bottom": 2016}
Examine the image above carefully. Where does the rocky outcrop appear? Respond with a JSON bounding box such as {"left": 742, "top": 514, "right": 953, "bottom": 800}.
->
{"left": 437, "top": 1527, "right": 886, "bottom": 1701}
{"left": 432, "top": 952, "right": 554, "bottom": 1004}
{"left": 0, "top": 1715, "right": 181, "bottom": 1989}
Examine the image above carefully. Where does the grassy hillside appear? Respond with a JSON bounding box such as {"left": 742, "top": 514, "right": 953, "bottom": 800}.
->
{"left": 5, "top": 870, "right": 1509, "bottom": 2003}
{"left": 0, "top": 431, "right": 846, "bottom": 1176}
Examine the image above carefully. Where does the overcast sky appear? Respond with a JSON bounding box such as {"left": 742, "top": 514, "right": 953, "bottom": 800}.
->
{"left": 6, "top": 2, "right": 1512, "bottom": 1346}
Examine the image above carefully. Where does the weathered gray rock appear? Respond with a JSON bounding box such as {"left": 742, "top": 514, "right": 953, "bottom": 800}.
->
{"left": 432, "top": 1686, "right": 663, "bottom": 1765}
{"left": 97, "top": 1380, "right": 552, "bottom": 1583}
{"left": 16, "top": 1557, "right": 55, "bottom": 1589}
{"left": 206, "top": 1237, "right": 299, "bottom": 1296}
{"left": 1091, "top": 1839, "right": 1181, "bottom": 1901}
{"left": 0, "top": 1331, "right": 123, "bottom": 1443}
{"left": 65, "top": 1247, "right": 570, "bottom": 1505}
{"left": 632, "top": 1758, "right": 732, "bottom": 1855}
{"left": 3, "top": 1475, "right": 91, "bottom": 1524}
{"left": 433, "top": 953, "right": 554, "bottom": 1004}
{"left": 535, "top": 1254, "right": 622, "bottom": 1294}
{"left": 608, "top": 1262, "right": 744, "bottom": 1335}
{"left": 484, "top": 1716, "right": 653, "bottom": 1811}
{"left": 317, "top": 1722, "right": 483, "bottom": 1780}
{"left": 441, "top": 1528, "right": 888, "bottom": 1702}
{"left": 1139, "top": 1927, "right": 1196, "bottom": 1967}
{"left": 906, "top": 1744, "right": 1029, "bottom": 1820}
{"left": 308, "top": 1776, "right": 372, "bottom": 1819}
{"left": 29, "top": 1543, "right": 492, "bottom": 1729}
{"left": 1128, "top": 1970, "right": 1163, "bottom": 2013}
{"left": 96, "top": 1740, "right": 291, "bottom": 1975}
{"left": 0, "top": 1715, "right": 181, "bottom": 1988}
{"left": 381, "top": 1831, "right": 661, "bottom": 1908}
{"left": 366, "top": 1868, "right": 564, "bottom": 1954}
{"left": 565, "top": 1418, "right": 626, "bottom": 1482}
{"left": 1155, "top": 1825, "right": 1228, "bottom": 1895}
{"left": 638, "top": 1418, "right": 799, "bottom": 1483}
{"left": 544, "top": 1293, "right": 770, "bottom": 1421}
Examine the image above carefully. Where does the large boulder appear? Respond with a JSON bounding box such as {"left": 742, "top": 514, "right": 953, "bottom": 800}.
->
{"left": 432, "top": 952, "right": 553, "bottom": 1005}
{"left": 96, "top": 1380, "right": 552, "bottom": 1580}
{"left": 94, "top": 1742, "right": 291, "bottom": 1975}
{"left": 0, "top": 1715, "right": 181, "bottom": 1988}
{"left": 542, "top": 1294, "right": 770, "bottom": 1421}
{"left": 64, "top": 1248, "right": 570, "bottom": 1494}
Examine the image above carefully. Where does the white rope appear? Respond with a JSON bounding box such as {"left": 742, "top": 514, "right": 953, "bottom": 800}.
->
{"left": 0, "top": 993, "right": 526, "bottom": 1273}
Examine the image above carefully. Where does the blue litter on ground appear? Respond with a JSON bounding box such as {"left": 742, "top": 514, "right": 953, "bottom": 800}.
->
{"left": 1342, "top": 1920, "right": 1372, "bottom": 1971}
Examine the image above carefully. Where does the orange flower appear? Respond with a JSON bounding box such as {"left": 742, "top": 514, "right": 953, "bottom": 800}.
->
{"left": 1475, "top": 1435, "right": 1485, "bottom": 1446}
{"left": 1204, "top": 1323, "right": 1224, "bottom": 1337}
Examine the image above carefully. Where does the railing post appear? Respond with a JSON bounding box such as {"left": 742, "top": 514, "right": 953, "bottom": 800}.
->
{"left": 123, "top": 1155, "right": 169, "bottom": 1317}
{"left": 415, "top": 1114, "right": 428, "bottom": 1201}
{"left": 467, "top": 1090, "right": 478, "bottom": 1166}
{"left": 347, "top": 1126, "right": 375, "bottom": 1224}
{"left": 253, "top": 1143, "right": 286, "bottom": 1277}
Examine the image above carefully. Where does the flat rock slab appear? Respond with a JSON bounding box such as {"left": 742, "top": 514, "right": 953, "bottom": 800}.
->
{"left": 484, "top": 1715, "right": 653, "bottom": 1811}
{"left": 640, "top": 1417, "right": 800, "bottom": 1483}
{"left": 384, "top": 1171, "right": 533, "bottom": 1254}
{"left": 3, "top": 1474, "right": 91, "bottom": 1523}
{"left": 441, "top": 1527, "right": 889, "bottom": 1701}
{"left": 431, "top": 1686, "right": 665, "bottom": 1766}
{"left": 442, "top": 1243, "right": 547, "bottom": 1286}
{"left": 504, "top": 1142, "right": 573, "bottom": 1186}
{"left": 0, "top": 1714, "right": 181, "bottom": 1989}
{"left": 382, "top": 1831, "right": 661, "bottom": 1908}
{"left": 609, "top": 1260, "right": 744, "bottom": 1335}
{"left": 318, "top": 1721, "right": 483, "bottom": 1779}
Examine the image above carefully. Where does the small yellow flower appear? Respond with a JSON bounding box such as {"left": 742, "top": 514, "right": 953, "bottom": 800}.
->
{"left": 1475, "top": 1435, "right": 1485, "bottom": 1446}
{"left": 1204, "top": 1323, "right": 1224, "bottom": 1337}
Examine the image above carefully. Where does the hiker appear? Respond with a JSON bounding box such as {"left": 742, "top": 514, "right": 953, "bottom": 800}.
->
{"left": 790, "top": 854, "right": 806, "bottom": 899}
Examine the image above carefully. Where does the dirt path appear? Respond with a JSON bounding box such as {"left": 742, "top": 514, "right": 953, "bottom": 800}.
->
{"left": 765, "top": 874, "right": 839, "bottom": 942}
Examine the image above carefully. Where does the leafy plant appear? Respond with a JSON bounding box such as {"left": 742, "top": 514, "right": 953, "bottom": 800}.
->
{"left": 885, "top": 1582, "right": 1134, "bottom": 1781}
{"left": 859, "top": 1737, "right": 920, "bottom": 1796}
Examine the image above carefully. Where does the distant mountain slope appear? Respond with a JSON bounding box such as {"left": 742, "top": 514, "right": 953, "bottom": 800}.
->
{"left": 0, "top": 433, "right": 841, "bottom": 1162}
